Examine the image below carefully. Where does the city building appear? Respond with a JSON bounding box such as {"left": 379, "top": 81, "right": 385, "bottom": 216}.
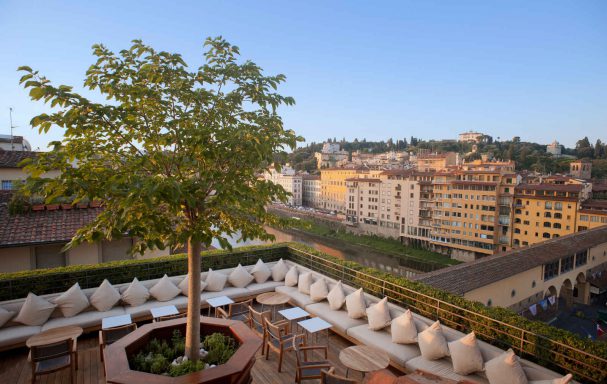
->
{"left": 320, "top": 167, "right": 380, "bottom": 213}
{"left": 265, "top": 164, "right": 302, "bottom": 206}
{"left": 0, "top": 135, "right": 32, "bottom": 151}
{"left": 512, "top": 181, "right": 592, "bottom": 247}
{"left": 458, "top": 131, "right": 485, "bottom": 143}
{"left": 350, "top": 150, "right": 409, "bottom": 169}
{"left": 301, "top": 174, "right": 321, "bottom": 208}
{"left": 0, "top": 151, "right": 59, "bottom": 190}
{"left": 577, "top": 200, "right": 607, "bottom": 231}
{"left": 569, "top": 160, "right": 592, "bottom": 180}
{"left": 429, "top": 161, "right": 517, "bottom": 261}
{"left": 413, "top": 152, "right": 459, "bottom": 172}
{"left": 0, "top": 201, "right": 168, "bottom": 273}
{"left": 546, "top": 140, "right": 562, "bottom": 156}
{"left": 313, "top": 142, "right": 349, "bottom": 169}
{"left": 416, "top": 225, "right": 607, "bottom": 312}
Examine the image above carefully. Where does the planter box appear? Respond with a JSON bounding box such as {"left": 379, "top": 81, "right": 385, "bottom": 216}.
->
{"left": 61, "top": 204, "right": 73, "bottom": 210}
{"left": 104, "top": 316, "right": 261, "bottom": 384}
{"left": 45, "top": 204, "right": 59, "bottom": 211}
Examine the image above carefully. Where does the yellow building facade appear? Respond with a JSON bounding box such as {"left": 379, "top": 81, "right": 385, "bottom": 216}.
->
{"left": 512, "top": 183, "right": 591, "bottom": 247}
{"left": 320, "top": 168, "right": 381, "bottom": 213}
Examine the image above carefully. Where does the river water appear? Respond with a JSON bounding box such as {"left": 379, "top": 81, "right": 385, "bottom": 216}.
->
{"left": 212, "top": 226, "right": 418, "bottom": 277}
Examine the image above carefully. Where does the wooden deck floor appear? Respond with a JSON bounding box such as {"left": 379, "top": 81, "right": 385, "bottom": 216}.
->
{"left": 0, "top": 326, "right": 395, "bottom": 384}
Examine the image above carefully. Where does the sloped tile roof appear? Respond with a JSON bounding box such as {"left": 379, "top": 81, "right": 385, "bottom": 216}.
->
{"left": 0, "top": 204, "right": 102, "bottom": 247}
{"left": 0, "top": 150, "right": 38, "bottom": 168}
{"left": 414, "top": 225, "right": 607, "bottom": 295}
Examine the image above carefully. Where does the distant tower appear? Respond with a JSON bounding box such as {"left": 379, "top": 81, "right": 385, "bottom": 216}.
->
{"left": 570, "top": 160, "right": 592, "bottom": 180}
{"left": 547, "top": 140, "right": 562, "bottom": 157}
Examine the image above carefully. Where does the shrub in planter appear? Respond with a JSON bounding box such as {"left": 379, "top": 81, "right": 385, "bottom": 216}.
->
{"left": 129, "top": 330, "right": 237, "bottom": 377}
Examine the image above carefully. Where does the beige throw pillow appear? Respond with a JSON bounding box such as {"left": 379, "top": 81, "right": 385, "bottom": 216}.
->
{"left": 90, "top": 279, "right": 121, "bottom": 312}
{"left": 53, "top": 282, "right": 90, "bottom": 317}
{"left": 229, "top": 264, "right": 254, "bottom": 288}
{"left": 531, "top": 374, "right": 573, "bottom": 384}
{"left": 250, "top": 259, "right": 272, "bottom": 283}
{"left": 448, "top": 332, "right": 484, "bottom": 375}
{"left": 327, "top": 281, "right": 346, "bottom": 310}
{"left": 298, "top": 272, "right": 313, "bottom": 294}
{"left": 485, "top": 349, "right": 528, "bottom": 384}
{"left": 178, "top": 275, "right": 208, "bottom": 296}
{"left": 391, "top": 309, "right": 418, "bottom": 344}
{"left": 418, "top": 321, "right": 450, "bottom": 360}
{"left": 14, "top": 293, "right": 57, "bottom": 326}
{"left": 121, "top": 278, "right": 150, "bottom": 307}
{"left": 149, "top": 274, "right": 181, "bottom": 302}
{"left": 345, "top": 288, "right": 367, "bottom": 319}
{"left": 271, "top": 258, "right": 289, "bottom": 281}
{"left": 0, "top": 306, "right": 15, "bottom": 328}
{"left": 310, "top": 278, "right": 329, "bottom": 302}
{"left": 285, "top": 266, "right": 299, "bottom": 287}
{"left": 205, "top": 269, "right": 228, "bottom": 292}
{"left": 366, "top": 297, "right": 391, "bottom": 331}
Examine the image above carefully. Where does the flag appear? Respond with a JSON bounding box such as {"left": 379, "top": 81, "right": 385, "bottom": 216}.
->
{"left": 539, "top": 299, "right": 548, "bottom": 311}
{"left": 548, "top": 296, "right": 556, "bottom": 306}
{"left": 529, "top": 304, "right": 537, "bottom": 316}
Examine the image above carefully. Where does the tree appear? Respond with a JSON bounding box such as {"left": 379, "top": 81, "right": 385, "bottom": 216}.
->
{"left": 594, "top": 139, "right": 605, "bottom": 159}
{"left": 576, "top": 136, "right": 593, "bottom": 158}
{"left": 18, "top": 37, "right": 299, "bottom": 362}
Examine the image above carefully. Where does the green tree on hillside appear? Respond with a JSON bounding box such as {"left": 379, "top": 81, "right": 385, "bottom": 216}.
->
{"left": 18, "top": 37, "right": 299, "bottom": 362}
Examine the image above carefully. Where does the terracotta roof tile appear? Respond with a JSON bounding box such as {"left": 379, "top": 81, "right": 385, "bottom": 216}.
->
{"left": 0, "top": 150, "right": 38, "bottom": 168}
{"left": 0, "top": 205, "right": 102, "bottom": 247}
{"left": 414, "top": 226, "right": 607, "bottom": 295}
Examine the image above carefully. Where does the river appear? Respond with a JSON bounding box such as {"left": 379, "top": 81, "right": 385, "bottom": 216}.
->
{"left": 212, "top": 226, "right": 419, "bottom": 278}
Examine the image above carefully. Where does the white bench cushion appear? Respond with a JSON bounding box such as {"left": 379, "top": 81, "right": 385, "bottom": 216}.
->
{"left": 42, "top": 307, "right": 126, "bottom": 331}
{"left": 275, "top": 286, "right": 315, "bottom": 308}
{"left": 405, "top": 356, "right": 488, "bottom": 384}
{"left": 0, "top": 325, "right": 42, "bottom": 348}
{"left": 305, "top": 301, "right": 366, "bottom": 334}
{"left": 347, "top": 324, "right": 421, "bottom": 366}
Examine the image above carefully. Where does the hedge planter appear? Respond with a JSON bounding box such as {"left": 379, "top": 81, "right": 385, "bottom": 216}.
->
{"left": 104, "top": 316, "right": 262, "bottom": 384}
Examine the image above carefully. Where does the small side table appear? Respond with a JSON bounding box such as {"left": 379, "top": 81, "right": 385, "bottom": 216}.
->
{"left": 150, "top": 305, "right": 179, "bottom": 322}
{"left": 278, "top": 306, "right": 309, "bottom": 333}
{"left": 102, "top": 314, "right": 132, "bottom": 330}
{"left": 206, "top": 295, "right": 234, "bottom": 316}
{"left": 298, "top": 317, "right": 332, "bottom": 345}
{"left": 339, "top": 345, "right": 390, "bottom": 378}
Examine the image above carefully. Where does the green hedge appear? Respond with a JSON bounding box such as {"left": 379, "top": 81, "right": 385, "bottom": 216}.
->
{"left": 286, "top": 242, "right": 607, "bottom": 384}
{"left": 0, "top": 243, "right": 288, "bottom": 301}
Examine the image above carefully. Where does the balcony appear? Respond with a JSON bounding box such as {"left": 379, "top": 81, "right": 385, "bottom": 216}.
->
{"left": 0, "top": 244, "right": 602, "bottom": 383}
{"left": 498, "top": 215, "right": 511, "bottom": 225}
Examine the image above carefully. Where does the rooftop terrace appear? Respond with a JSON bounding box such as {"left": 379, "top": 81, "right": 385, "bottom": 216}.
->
{"left": 0, "top": 243, "right": 605, "bottom": 383}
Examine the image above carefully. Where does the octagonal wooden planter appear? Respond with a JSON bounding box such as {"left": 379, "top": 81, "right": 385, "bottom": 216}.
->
{"left": 104, "top": 316, "right": 262, "bottom": 384}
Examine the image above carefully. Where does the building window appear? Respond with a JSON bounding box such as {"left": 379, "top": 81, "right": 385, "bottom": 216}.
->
{"left": 575, "top": 250, "right": 588, "bottom": 267}
{"left": 544, "top": 212, "right": 551, "bottom": 218}
{"left": 544, "top": 261, "right": 559, "bottom": 280}
{"left": 35, "top": 244, "right": 66, "bottom": 269}
{"left": 511, "top": 289, "right": 516, "bottom": 297}
{"left": 553, "top": 223, "right": 561, "bottom": 229}
{"left": 532, "top": 281, "right": 536, "bottom": 288}
{"left": 543, "top": 222, "right": 551, "bottom": 228}
{"left": 487, "top": 299, "right": 492, "bottom": 307}
{"left": 102, "top": 238, "right": 133, "bottom": 262}
{"left": 1, "top": 180, "right": 12, "bottom": 190}
{"left": 542, "top": 232, "right": 550, "bottom": 238}
{"left": 560, "top": 255, "right": 574, "bottom": 273}
{"left": 555, "top": 202, "right": 562, "bottom": 211}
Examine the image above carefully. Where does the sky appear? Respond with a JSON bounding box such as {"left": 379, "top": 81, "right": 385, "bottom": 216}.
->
{"left": 0, "top": 0, "right": 606, "bottom": 151}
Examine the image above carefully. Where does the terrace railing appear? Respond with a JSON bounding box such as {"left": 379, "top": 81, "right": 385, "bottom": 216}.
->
{"left": 287, "top": 246, "right": 607, "bottom": 384}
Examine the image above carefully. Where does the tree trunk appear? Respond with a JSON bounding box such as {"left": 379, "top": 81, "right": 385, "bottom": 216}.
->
{"left": 185, "top": 237, "right": 202, "bottom": 361}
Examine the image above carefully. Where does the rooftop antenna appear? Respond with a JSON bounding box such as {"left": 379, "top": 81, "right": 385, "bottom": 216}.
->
{"left": 9, "top": 107, "right": 19, "bottom": 150}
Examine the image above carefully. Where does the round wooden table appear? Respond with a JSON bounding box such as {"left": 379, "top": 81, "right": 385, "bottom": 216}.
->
{"left": 26, "top": 325, "right": 83, "bottom": 347}
{"left": 339, "top": 345, "right": 390, "bottom": 378}
{"left": 256, "top": 292, "right": 290, "bottom": 319}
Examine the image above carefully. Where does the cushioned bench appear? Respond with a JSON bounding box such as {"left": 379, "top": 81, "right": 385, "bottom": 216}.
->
{"left": 0, "top": 261, "right": 281, "bottom": 351}
{"left": 0, "top": 259, "right": 572, "bottom": 384}
{"left": 275, "top": 260, "right": 572, "bottom": 384}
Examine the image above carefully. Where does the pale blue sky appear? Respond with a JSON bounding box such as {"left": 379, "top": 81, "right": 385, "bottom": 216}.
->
{"left": 0, "top": 0, "right": 606, "bottom": 150}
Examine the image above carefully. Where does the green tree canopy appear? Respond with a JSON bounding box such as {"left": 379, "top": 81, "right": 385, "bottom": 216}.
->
{"left": 19, "top": 37, "right": 300, "bottom": 361}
